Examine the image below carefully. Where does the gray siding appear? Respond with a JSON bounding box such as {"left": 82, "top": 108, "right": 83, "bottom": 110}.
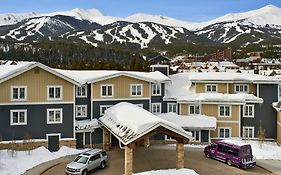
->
{"left": 91, "top": 128, "right": 103, "bottom": 144}
{"left": 151, "top": 67, "right": 169, "bottom": 76}
{"left": 0, "top": 104, "right": 74, "bottom": 141}
{"left": 75, "top": 84, "right": 91, "bottom": 120}
{"left": 151, "top": 83, "right": 165, "bottom": 113}
{"left": 241, "top": 84, "right": 278, "bottom": 139}
{"left": 93, "top": 99, "right": 149, "bottom": 119}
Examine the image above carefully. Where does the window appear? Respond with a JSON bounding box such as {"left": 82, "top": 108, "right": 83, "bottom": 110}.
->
{"left": 47, "top": 86, "right": 62, "bottom": 100}
{"left": 76, "top": 105, "right": 87, "bottom": 118}
{"left": 243, "top": 127, "right": 254, "bottom": 138}
{"left": 205, "top": 84, "right": 217, "bottom": 93}
{"left": 76, "top": 85, "right": 87, "bottom": 97}
{"left": 101, "top": 84, "right": 113, "bottom": 97}
{"left": 152, "top": 83, "right": 161, "bottom": 96}
{"left": 219, "top": 127, "right": 231, "bottom": 138}
{"left": 11, "top": 86, "right": 27, "bottom": 101}
{"left": 168, "top": 103, "right": 178, "bottom": 113}
{"left": 10, "top": 110, "right": 27, "bottom": 125}
{"left": 219, "top": 105, "right": 231, "bottom": 117}
{"left": 130, "top": 84, "right": 142, "bottom": 96}
{"left": 189, "top": 104, "right": 200, "bottom": 115}
{"left": 47, "top": 109, "right": 63, "bottom": 124}
{"left": 191, "top": 130, "right": 201, "bottom": 142}
{"left": 235, "top": 84, "right": 249, "bottom": 93}
{"left": 244, "top": 105, "right": 254, "bottom": 118}
{"left": 100, "top": 105, "right": 112, "bottom": 115}
{"left": 151, "top": 103, "right": 161, "bottom": 114}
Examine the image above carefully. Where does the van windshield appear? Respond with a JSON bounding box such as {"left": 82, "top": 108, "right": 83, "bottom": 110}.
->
{"left": 74, "top": 156, "right": 88, "bottom": 164}
{"left": 241, "top": 146, "right": 251, "bottom": 157}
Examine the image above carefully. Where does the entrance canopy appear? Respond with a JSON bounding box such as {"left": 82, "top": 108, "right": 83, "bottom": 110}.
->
{"left": 99, "top": 102, "right": 192, "bottom": 145}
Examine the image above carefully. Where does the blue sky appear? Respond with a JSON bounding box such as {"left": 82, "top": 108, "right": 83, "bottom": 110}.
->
{"left": 1, "top": 0, "right": 281, "bottom": 22}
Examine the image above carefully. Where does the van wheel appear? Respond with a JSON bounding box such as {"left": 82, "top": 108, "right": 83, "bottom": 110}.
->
{"left": 100, "top": 161, "right": 106, "bottom": 169}
{"left": 82, "top": 169, "right": 87, "bottom": 175}
{"left": 227, "top": 159, "right": 232, "bottom": 166}
{"left": 205, "top": 153, "right": 210, "bottom": 158}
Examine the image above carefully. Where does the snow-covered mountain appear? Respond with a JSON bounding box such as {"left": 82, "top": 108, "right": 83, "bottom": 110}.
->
{"left": 0, "top": 5, "right": 281, "bottom": 48}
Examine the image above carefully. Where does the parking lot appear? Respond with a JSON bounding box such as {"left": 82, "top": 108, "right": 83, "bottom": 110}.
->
{"left": 42, "top": 145, "right": 273, "bottom": 175}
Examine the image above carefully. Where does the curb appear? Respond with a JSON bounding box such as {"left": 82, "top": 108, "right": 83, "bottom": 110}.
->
{"left": 39, "top": 162, "right": 63, "bottom": 175}
{"left": 256, "top": 164, "right": 274, "bottom": 174}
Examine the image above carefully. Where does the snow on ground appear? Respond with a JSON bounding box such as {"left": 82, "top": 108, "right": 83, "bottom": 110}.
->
{"left": 168, "top": 143, "right": 207, "bottom": 149}
{"left": 223, "top": 138, "right": 281, "bottom": 160}
{"left": 134, "top": 168, "right": 199, "bottom": 175}
{"left": 0, "top": 146, "right": 87, "bottom": 175}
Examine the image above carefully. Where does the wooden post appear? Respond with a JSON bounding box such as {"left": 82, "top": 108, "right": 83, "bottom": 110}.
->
{"left": 176, "top": 142, "right": 184, "bottom": 169}
{"left": 103, "top": 128, "right": 110, "bottom": 151}
{"left": 125, "top": 145, "right": 134, "bottom": 175}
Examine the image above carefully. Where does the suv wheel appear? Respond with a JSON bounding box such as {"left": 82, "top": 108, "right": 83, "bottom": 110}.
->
{"left": 100, "top": 161, "right": 106, "bottom": 169}
{"left": 227, "top": 159, "right": 232, "bottom": 166}
{"left": 82, "top": 169, "right": 87, "bottom": 175}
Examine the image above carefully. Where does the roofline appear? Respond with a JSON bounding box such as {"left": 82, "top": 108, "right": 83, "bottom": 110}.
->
{"left": 182, "top": 126, "right": 216, "bottom": 131}
{"left": 88, "top": 71, "right": 170, "bottom": 84}
{"left": 99, "top": 120, "right": 192, "bottom": 145}
{"left": 0, "top": 63, "right": 81, "bottom": 86}
{"left": 177, "top": 101, "right": 245, "bottom": 105}
{"left": 191, "top": 80, "right": 281, "bottom": 84}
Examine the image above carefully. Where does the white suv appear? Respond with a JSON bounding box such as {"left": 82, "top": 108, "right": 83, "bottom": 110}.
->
{"left": 65, "top": 149, "right": 108, "bottom": 175}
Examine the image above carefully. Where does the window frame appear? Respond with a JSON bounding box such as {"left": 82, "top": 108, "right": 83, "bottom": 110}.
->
{"left": 76, "top": 85, "right": 87, "bottom": 98}
{"left": 100, "top": 84, "right": 114, "bottom": 97}
{"left": 218, "top": 105, "right": 231, "bottom": 118}
{"left": 205, "top": 84, "right": 218, "bottom": 93}
{"left": 243, "top": 126, "right": 255, "bottom": 138}
{"left": 100, "top": 105, "right": 112, "bottom": 115}
{"left": 243, "top": 105, "right": 254, "bottom": 118}
{"left": 151, "top": 83, "right": 161, "bottom": 96}
{"left": 47, "top": 108, "right": 63, "bottom": 124}
{"left": 11, "top": 86, "right": 27, "bottom": 101}
{"left": 10, "top": 109, "right": 27, "bottom": 126}
{"left": 167, "top": 103, "right": 178, "bottom": 113}
{"left": 130, "top": 84, "right": 143, "bottom": 97}
{"left": 76, "top": 105, "right": 87, "bottom": 118}
{"left": 218, "top": 127, "right": 232, "bottom": 138}
{"left": 47, "top": 86, "right": 63, "bottom": 100}
{"left": 151, "top": 103, "right": 161, "bottom": 114}
{"left": 189, "top": 104, "right": 201, "bottom": 115}
{"left": 234, "top": 84, "right": 249, "bottom": 93}
{"left": 191, "top": 130, "right": 201, "bottom": 142}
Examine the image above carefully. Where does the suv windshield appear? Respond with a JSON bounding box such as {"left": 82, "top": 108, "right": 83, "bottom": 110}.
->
{"left": 74, "top": 156, "right": 89, "bottom": 164}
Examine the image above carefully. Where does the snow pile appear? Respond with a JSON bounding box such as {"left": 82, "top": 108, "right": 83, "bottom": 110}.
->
{"left": 158, "top": 112, "right": 216, "bottom": 130}
{"left": 134, "top": 168, "right": 199, "bottom": 175}
{"left": 99, "top": 102, "right": 192, "bottom": 144}
{"left": 222, "top": 138, "right": 281, "bottom": 160}
{"left": 75, "top": 119, "right": 100, "bottom": 131}
{"left": 0, "top": 146, "right": 87, "bottom": 175}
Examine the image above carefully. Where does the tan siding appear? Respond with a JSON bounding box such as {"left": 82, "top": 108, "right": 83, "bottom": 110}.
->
{"left": 0, "top": 67, "right": 74, "bottom": 103}
{"left": 92, "top": 76, "right": 149, "bottom": 99}
{"left": 211, "top": 123, "right": 240, "bottom": 138}
{"left": 277, "top": 125, "right": 281, "bottom": 144}
{"left": 196, "top": 83, "right": 227, "bottom": 93}
{"left": 179, "top": 104, "right": 188, "bottom": 115}
{"left": 201, "top": 104, "right": 240, "bottom": 121}
{"left": 229, "top": 83, "right": 256, "bottom": 94}
{"left": 195, "top": 83, "right": 205, "bottom": 93}
{"left": 277, "top": 111, "right": 281, "bottom": 145}
{"left": 218, "top": 83, "right": 228, "bottom": 93}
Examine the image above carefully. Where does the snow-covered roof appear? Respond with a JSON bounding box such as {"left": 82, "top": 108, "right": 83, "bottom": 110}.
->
{"left": 272, "top": 101, "right": 281, "bottom": 111}
{"left": 177, "top": 93, "right": 263, "bottom": 104}
{"left": 157, "top": 113, "right": 216, "bottom": 130}
{"left": 54, "top": 69, "right": 170, "bottom": 85}
{"left": 189, "top": 72, "right": 280, "bottom": 83}
{"left": 0, "top": 61, "right": 80, "bottom": 85}
{"left": 75, "top": 119, "right": 100, "bottom": 132}
{"left": 164, "top": 73, "right": 263, "bottom": 104}
{"left": 99, "top": 102, "right": 192, "bottom": 145}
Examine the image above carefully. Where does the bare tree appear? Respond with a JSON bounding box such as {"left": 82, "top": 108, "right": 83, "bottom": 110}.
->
{"left": 23, "top": 133, "right": 33, "bottom": 155}
{"left": 257, "top": 120, "right": 266, "bottom": 148}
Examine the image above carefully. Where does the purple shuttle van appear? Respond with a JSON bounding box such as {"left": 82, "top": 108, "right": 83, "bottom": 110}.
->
{"left": 204, "top": 140, "right": 256, "bottom": 168}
